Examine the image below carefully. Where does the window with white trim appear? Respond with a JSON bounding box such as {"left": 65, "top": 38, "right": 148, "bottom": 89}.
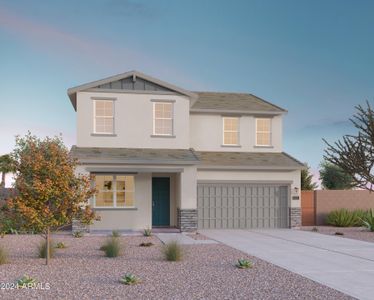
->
{"left": 94, "top": 100, "right": 114, "bottom": 134}
{"left": 223, "top": 117, "right": 239, "bottom": 145}
{"left": 153, "top": 102, "right": 173, "bottom": 136}
{"left": 94, "top": 175, "right": 135, "bottom": 208}
{"left": 256, "top": 118, "right": 272, "bottom": 146}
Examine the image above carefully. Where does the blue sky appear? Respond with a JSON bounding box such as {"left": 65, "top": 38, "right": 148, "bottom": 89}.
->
{"left": 1, "top": 0, "right": 374, "bottom": 184}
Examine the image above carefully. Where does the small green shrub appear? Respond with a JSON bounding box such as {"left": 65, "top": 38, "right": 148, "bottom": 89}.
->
{"left": 119, "top": 273, "right": 140, "bottom": 285}
{"left": 112, "top": 230, "right": 121, "bottom": 237}
{"left": 236, "top": 259, "right": 253, "bottom": 269}
{"left": 73, "top": 231, "right": 84, "bottom": 238}
{"left": 102, "top": 237, "right": 122, "bottom": 257}
{"left": 55, "top": 242, "right": 66, "bottom": 249}
{"left": 327, "top": 209, "right": 371, "bottom": 227}
{"left": 16, "top": 275, "right": 37, "bottom": 288}
{"left": 143, "top": 228, "right": 152, "bottom": 237}
{"left": 0, "top": 246, "right": 8, "bottom": 264}
{"left": 361, "top": 209, "right": 374, "bottom": 232}
{"left": 326, "top": 209, "right": 357, "bottom": 227}
{"left": 353, "top": 209, "right": 367, "bottom": 226}
{"left": 139, "top": 242, "right": 154, "bottom": 247}
{"left": 37, "top": 239, "right": 55, "bottom": 259}
{"left": 163, "top": 241, "right": 182, "bottom": 261}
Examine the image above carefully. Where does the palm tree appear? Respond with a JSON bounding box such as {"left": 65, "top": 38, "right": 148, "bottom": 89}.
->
{"left": 0, "top": 154, "right": 14, "bottom": 189}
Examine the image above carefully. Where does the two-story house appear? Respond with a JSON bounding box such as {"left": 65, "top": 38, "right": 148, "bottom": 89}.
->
{"left": 68, "top": 71, "right": 303, "bottom": 232}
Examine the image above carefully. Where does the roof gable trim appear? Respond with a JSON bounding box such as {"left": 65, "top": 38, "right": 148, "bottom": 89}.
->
{"left": 67, "top": 70, "right": 197, "bottom": 110}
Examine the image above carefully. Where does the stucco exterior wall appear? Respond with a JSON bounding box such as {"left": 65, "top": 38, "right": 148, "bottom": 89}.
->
{"left": 179, "top": 166, "right": 197, "bottom": 209}
{"left": 315, "top": 190, "right": 374, "bottom": 225}
{"left": 75, "top": 165, "right": 188, "bottom": 230}
{"left": 189, "top": 114, "right": 283, "bottom": 152}
{"left": 196, "top": 169, "right": 301, "bottom": 208}
{"left": 91, "top": 173, "right": 152, "bottom": 230}
{"left": 76, "top": 91, "right": 190, "bottom": 149}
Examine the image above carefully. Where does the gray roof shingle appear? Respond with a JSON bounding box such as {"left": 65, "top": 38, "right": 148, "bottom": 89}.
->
{"left": 71, "top": 146, "right": 303, "bottom": 170}
{"left": 196, "top": 151, "right": 304, "bottom": 169}
{"left": 191, "top": 92, "right": 286, "bottom": 113}
{"left": 70, "top": 146, "right": 200, "bottom": 165}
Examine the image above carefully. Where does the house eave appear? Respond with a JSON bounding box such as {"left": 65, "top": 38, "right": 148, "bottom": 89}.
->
{"left": 190, "top": 109, "right": 287, "bottom": 115}
{"left": 197, "top": 165, "right": 304, "bottom": 171}
{"left": 77, "top": 159, "right": 200, "bottom": 166}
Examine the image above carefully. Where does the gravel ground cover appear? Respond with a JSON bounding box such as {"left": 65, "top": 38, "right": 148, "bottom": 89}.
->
{"left": 302, "top": 226, "right": 374, "bottom": 243}
{"left": 0, "top": 234, "right": 353, "bottom": 300}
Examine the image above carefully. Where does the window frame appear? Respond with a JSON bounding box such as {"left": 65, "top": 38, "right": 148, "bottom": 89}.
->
{"left": 222, "top": 117, "right": 240, "bottom": 146}
{"left": 93, "top": 99, "right": 115, "bottom": 135}
{"left": 255, "top": 118, "right": 272, "bottom": 146}
{"left": 93, "top": 175, "right": 135, "bottom": 209}
{"left": 153, "top": 101, "right": 174, "bottom": 136}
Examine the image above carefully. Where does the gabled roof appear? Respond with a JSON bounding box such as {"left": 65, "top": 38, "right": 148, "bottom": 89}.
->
{"left": 67, "top": 70, "right": 286, "bottom": 114}
{"left": 191, "top": 92, "right": 287, "bottom": 114}
{"left": 67, "top": 70, "right": 197, "bottom": 110}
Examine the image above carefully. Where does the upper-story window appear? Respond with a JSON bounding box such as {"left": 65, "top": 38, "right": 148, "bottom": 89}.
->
{"left": 94, "top": 100, "right": 114, "bottom": 134}
{"left": 223, "top": 117, "right": 239, "bottom": 145}
{"left": 153, "top": 102, "right": 173, "bottom": 136}
{"left": 256, "top": 118, "right": 272, "bottom": 146}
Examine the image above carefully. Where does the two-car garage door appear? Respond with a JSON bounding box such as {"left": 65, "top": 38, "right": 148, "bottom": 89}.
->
{"left": 197, "top": 183, "right": 289, "bottom": 229}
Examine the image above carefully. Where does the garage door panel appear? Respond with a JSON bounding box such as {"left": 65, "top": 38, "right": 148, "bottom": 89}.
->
{"left": 198, "top": 183, "right": 289, "bottom": 229}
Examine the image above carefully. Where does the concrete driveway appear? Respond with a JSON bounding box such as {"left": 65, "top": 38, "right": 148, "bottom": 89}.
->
{"left": 200, "top": 229, "right": 374, "bottom": 300}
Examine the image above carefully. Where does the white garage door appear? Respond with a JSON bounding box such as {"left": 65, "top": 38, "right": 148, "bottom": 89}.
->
{"left": 197, "top": 183, "right": 289, "bottom": 229}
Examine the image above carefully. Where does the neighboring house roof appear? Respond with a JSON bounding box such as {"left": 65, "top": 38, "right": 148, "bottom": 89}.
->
{"left": 67, "top": 70, "right": 197, "bottom": 110}
{"left": 191, "top": 92, "right": 286, "bottom": 114}
{"left": 67, "top": 70, "right": 286, "bottom": 114}
{"left": 70, "top": 146, "right": 200, "bottom": 165}
{"left": 196, "top": 151, "right": 304, "bottom": 170}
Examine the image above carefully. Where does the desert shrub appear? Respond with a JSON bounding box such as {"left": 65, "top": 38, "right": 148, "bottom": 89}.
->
{"left": 119, "top": 273, "right": 140, "bottom": 285}
{"left": 112, "top": 230, "right": 121, "bottom": 237}
{"left": 16, "top": 275, "right": 37, "bottom": 288}
{"left": 73, "top": 231, "right": 84, "bottom": 238}
{"left": 102, "top": 237, "right": 121, "bottom": 257}
{"left": 326, "top": 209, "right": 358, "bottom": 227}
{"left": 55, "top": 242, "right": 66, "bottom": 249}
{"left": 37, "top": 239, "right": 55, "bottom": 258}
{"left": 143, "top": 228, "right": 152, "bottom": 237}
{"left": 361, "top": 209, "right": 374, "bottom": 232}
{"left": 0, "top": 246, "right": 8, "bottom": 264}
{"left": 163, "top": 241, "right": 182, "bottom": 261}
{"left": 352, "top": 209, "right": 367, "bottom": 226}
{"left": 235, "top": 259, "right": 253, "bottom": 269}
{"left": 139, "top": 242, "right": 153, "bottom": 247}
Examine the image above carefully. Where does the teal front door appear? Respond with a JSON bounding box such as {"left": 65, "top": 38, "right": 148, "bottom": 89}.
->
{"left": 152, "top": 177, "right": 170, "bottom": 227}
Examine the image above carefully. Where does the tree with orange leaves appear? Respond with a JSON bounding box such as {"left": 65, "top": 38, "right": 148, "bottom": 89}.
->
{"left": 10, "top": 133, "right": 97, "bottom": 265}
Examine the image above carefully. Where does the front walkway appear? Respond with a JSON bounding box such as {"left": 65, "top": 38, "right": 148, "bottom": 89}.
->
{"left": 200, "top": 229, "right": 374, "bottom": 300}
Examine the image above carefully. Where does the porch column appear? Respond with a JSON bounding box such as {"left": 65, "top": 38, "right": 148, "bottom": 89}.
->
{"left": 177, "top": 166, "right": 198, "bottom": 232}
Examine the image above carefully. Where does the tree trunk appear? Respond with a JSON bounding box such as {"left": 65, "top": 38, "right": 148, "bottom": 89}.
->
{"left": 46, "top": 227, "right": 50, "bottom": 265}
{"left": 0, "top": 172, "right": 5, "bottom": 189}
